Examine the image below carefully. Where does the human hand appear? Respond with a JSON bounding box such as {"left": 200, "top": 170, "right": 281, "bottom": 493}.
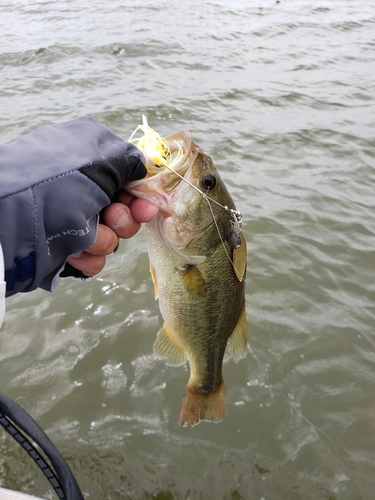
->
{"left": 66, "top": 192, "right": 158, "bottom": 277}
{"left": 0, "top": 116, "right": 158, "bottom": 296}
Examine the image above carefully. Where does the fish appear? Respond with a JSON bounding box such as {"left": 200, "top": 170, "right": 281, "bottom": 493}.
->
{"left": 126, "top": 127, "right": 247, "bottom": 426}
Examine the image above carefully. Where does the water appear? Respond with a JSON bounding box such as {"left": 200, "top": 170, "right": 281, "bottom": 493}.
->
{"left": 1, "top": 0, "right": 375, "bottom": 498}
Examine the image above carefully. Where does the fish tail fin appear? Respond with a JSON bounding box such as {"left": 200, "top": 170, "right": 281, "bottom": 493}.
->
{"left": 178, "top": 381, "right": 225, "bottom": 427}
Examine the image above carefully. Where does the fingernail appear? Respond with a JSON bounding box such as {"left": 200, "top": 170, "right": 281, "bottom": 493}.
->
{"left": 112, "top": 207, "right": 130, "bottom": 228}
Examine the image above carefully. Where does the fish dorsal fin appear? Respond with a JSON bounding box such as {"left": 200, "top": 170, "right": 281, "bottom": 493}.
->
{"left": 153, "top": 323, "right": 187, "bottom": 367}
{"left": 149, "top": 263, "right": 158, "bottom": 300}
{"left": 177, "top": 264, "right": 207, "bottom": 298}
{"left": 226, "top": 302, "right": 247, "bottom": 362}
{"left": 233, "top": 235, "right": 247, "bottom": 282}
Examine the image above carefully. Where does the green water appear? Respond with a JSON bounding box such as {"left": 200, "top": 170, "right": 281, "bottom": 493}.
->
{"left": 1, "top": 1, "right": 375, "bottom": 498}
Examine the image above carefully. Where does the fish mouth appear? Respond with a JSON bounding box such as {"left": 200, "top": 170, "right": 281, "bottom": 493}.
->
{"left": 125, "top": 129, "right": 199, "bottom": 211}
{"left": 161, "top": 129, "right": 196, "bottom": 174}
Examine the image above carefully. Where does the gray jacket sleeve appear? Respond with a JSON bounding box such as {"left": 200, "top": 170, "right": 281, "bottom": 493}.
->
{"left": 0, "top": 117, "right": 146, "bottom": 297}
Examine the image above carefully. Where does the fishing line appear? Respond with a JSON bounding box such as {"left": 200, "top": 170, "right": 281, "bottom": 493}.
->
{"left": 239, "top": 260, "right": 375, "bottom": 484}
{"left": 164, "top": 162, "right": 375, "bottom": 484}
{"left": 131, "top": 119, "right": 375, "bottom": 484}
{"left": 129, "top": 116, "right": 242, "bottom": 226}
{"left": 149, "top": 155, "right": 278, "bottom": 372}
{"left": 161, "top": 153, "right": 243, "bottom": 227}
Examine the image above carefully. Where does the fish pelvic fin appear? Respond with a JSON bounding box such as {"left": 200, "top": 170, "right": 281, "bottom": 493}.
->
{"left": 178, "top": 380, "right": 225, "bottom": 427}
{"left": 153, "top": 323, "right": 187, "bottom": 367}
{"left": 176, "top": 264, "right": 207, "bottom": 298}
{"left": 227, "top": 301, "right": 248, "bottom": 363}
{"left": 233, "top": 235, "right": 247, "bottom": 282}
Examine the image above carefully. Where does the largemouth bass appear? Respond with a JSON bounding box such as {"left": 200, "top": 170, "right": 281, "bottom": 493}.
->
{"left": 126, "top": 129, "right": 247, "bottom": 427}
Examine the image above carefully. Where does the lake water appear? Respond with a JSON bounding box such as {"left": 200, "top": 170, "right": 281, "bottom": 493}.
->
{"left": 1, "top": 0, "right": 375, "bottom": 498}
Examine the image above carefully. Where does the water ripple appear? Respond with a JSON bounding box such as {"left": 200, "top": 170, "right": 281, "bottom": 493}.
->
{"left": 2, "top": 1, "right": 375, "bottom": 498}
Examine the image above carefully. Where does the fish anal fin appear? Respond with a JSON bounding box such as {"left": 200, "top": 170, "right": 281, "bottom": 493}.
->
{"left": 149, "top": 263, "right": 158, "bottom": 300}
{"left": 178, "top": 380, "right": 225, "bottom": 427}
{"left": 227, "top": 302, "right": 247, "bottom": 363}
{"left": 233, "top": 235, "right": 247, "bottom": 282}
{"left": 176, "top": 264, "right": 207, "bottom": 298}
{"left": 153, "top": 323, "right": 187, "bottom": 367}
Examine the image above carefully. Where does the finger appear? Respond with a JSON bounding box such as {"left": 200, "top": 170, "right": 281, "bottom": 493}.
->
{"left": 117, "top": 191, "right": 159, "bottom": 222}
{"left": 67, "top": 253, "right": 106, "bottom": 277}
{"left": 86, "top": 223, "right": 119, "bottom": 256}
{"left": 117, "top": 191, "right": 134, "bottom": 207}
{"left": 129, "top": 197, "right": 159, "bottom": 223}
{"left": 102, "top": 203, "right": 141, "bottom": 239}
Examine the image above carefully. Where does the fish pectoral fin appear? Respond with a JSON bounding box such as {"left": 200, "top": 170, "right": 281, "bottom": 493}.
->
{"left": 176, "top": 264, "right": 207, "bottom": 298}
{"left": 178, "top": 380, "right": 225, "bottom": 427}
{"left": 227, "top": 301, "right": 248, "bottom": 363}
{"left": 233, "top": 235, "right": 247, "bottom": 282}
{"left": 153, "top": 323, "right": 187, "bottom": 367}
{"left": 149, "top": 263, "right": 158, "bottom": 300}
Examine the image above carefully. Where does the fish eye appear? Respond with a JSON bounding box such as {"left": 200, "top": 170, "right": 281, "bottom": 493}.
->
{"left": 201, "top": 172, "right": 216, "bottom": 191}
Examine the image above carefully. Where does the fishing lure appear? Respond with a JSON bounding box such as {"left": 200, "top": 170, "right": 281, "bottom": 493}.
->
{"left": 129, "top": 116, "right": 243, "bottom": 250}
{"left": 129, "top": 115, "right": 184, "bottom": 173}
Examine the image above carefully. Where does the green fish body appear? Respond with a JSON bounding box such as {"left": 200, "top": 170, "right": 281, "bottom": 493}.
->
{"left": 127, "top": 131, "right": 247, "bottom": 426}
